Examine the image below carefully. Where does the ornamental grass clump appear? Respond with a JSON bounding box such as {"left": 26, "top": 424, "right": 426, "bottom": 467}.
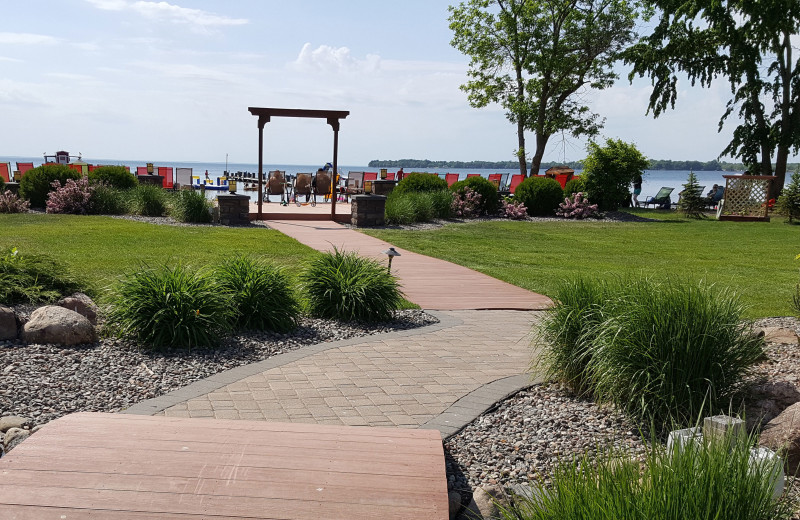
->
{"left": 215, "top": 255, "right": 299, "bottom": 332}
{"left": 169, "top": 189, "right": 212, "bottom": 223}
{"left": 0, "top": 247, "right": 82, "bottom": 305}
{"left": 590, "top": 280, "right": 763, "bottom": 429}
{"left": 89, "top": 184, "right": 126, "bottom": 215}
{"left": 0, "top": 190, "right": 30, "bottom": 213}
{"left": 125, "top": 184, "right": 168, "bottom": 216}
{"left": 301, "top": 248, "right": 403, "bottom": 322}
{"left": 385, "top": 190, "right": 452, "bottom": 224}
{"left": 46, "top": 178, "right": 94, "bottom": 214}
{"left": 555, "top": 192, "right": 599, "bottom": 219}
{"left": 501, "top": 428, "right": 792, "bottom": 520}
{"left": 107, "top": 264, "right": 233, "bottom": 351}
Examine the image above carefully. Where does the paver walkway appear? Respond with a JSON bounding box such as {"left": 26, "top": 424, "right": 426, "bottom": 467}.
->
{"left": 125, "top": 220, "right": 551, "bottom": 436}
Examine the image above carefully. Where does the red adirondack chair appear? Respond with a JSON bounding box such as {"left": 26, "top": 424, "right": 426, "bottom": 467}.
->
{"left": 158, "top": 166, "right": 174, "bottom": 189}
{"left": 445, "top": 173, "right": 459, "bottom": 187}
{"left": 509, "top": 174, "right": 524, "bottom": 194}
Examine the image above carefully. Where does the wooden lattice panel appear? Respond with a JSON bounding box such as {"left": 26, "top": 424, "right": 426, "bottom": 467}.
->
{"left": 719, "top": 175, "right": 773, "bottom": 222}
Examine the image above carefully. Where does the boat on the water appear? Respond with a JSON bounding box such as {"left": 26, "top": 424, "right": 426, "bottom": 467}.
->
{"left": 192, "top": 176, "right": 229, "bottom": 191}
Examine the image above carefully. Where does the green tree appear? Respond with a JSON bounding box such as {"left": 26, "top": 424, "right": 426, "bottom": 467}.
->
{"left": 582, "top": 138, "right": 648, "bottom": 211}
{"left": 778, "top": 170, "right": 800, "bottom": 223}
{"left": 449, "top": 0, "right": 639, "bottom": 177}
{"left": 678, "top": 171, "right": 706, "bottom": 219}
{"left": 625, "top": 0, "right": 800, "bottom": 199}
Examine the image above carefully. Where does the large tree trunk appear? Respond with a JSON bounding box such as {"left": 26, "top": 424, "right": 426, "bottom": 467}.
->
{"left": 772, "top": 29, "right": 793, "bottom": 200}
{"left": 529, "top": 133, "right": 549, "bottom": 177}
{"left": 517, "top": 121, "right": 527, "bottom": 177}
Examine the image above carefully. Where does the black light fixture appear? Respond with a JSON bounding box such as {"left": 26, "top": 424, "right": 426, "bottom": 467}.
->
{"left": 382, "top": 247, "right": 401, "bottom": 273}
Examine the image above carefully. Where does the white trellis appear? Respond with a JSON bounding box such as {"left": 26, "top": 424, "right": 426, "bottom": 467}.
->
{"left": 717, "top": 175, "right": 774, "bottom": 222}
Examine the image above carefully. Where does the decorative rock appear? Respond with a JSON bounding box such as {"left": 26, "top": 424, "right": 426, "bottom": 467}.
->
{"left": 22, "top": 306, "right": 96, "bottom": 346}
{"left": 0, "top": 416, "right": 32, "bottom": 433}
{"left": 0, "top": 305, "right": 17, "bottom": 340}
{"left": 759, "top": 401, "right": 800, "bottom": 474}
{"left": 3, "top": 427, "right": 30, "bottom": 452}
{"left": 463, "top": 485, "right": 506, "bottom": 520}
{"left": 57, "top": 293, "right": 99, "bottom": 325}
{"left": 761, "top": 327, "right": 799, "bottom": 345}
{"left": 747, "top": 382, "right": 800, "bottom": 430}
{"left": 703, "top": 415, "right": 744, "bottom": 443}
{"left": 448, "top": 491, "right": 463, "bottom": 520}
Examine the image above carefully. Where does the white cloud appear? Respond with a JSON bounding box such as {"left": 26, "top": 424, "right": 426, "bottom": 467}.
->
{"left": 292, "top": 43, "right": 380, "bottom": 74}
{"left": 0, "top": 56, "right": 23, "bottom": 63}
{"left": 0, "top": 33, "right": 59, "bottom": 45}
{"left": 85, "top": 0, "right": 248, "bottom": 27}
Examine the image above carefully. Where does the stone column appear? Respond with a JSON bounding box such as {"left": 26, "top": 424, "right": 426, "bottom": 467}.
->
{"left": 351, "top": 194, "right": 386, "bottom": 227}
{"left": 217, "top": 194, "right": 251, "bottom": 226}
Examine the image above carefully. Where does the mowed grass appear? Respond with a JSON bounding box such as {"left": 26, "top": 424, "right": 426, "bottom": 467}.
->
{"left": 364, "top": 209, "right": 799, "bottom": 318}
{"left": 0, "top": 214, "right": 317, "bottom": 303}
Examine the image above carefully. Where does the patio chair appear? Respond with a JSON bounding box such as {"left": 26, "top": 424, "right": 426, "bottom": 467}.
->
{"left": 0, "top": 163, "right": 11, "bottom": 183}
{"left": 643, "top": 187, "right": 674, "bottom": 209}
{"left": 267, "top": 170, "right": 288, "bottom": 204}
{"left": 175, "top": 167, "right": 193, "bottom": 188}
{"left": 158, "top": 166, "right": 174, "bottom": 189}
{"left": 508, "top": 174, "right": 524, "bottom": 194}
{"left": 467, "top": 173, "right": 481, "bottom": 178}
{"left": 294, "top": 173, "right": 312, "bottom": 205}
{"left": 488, "top": 173, "right": 502, "bottom": 189}
{"left": 312, "top": 170, "right": 332, "bottom": 205}
{"left": 136, "top": 166, "right": 148, "bottom": 176}
{"left": 15, "top": 162, "right": 34, "bottom": 181}
{"left": 364, "top": 172, "right": 378, "bottom": 182}
{"left": 346, "top": 171, "right": 365, "bottom": 199}
{"left": 445, "top": 173, "right": 459, "bottom": 187}
{"left": 386, "top": 172, "right": 396, "bottom": 181}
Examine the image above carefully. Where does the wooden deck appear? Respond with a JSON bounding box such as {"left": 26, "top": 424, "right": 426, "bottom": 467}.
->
{"left": 0, "top": 413, "right": 449, "bottom": 519}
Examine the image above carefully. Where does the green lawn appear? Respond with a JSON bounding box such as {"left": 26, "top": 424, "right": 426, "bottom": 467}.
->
{"left": 0, "top": 214, "right": 318, "bottom": 303}
{"left": 364, "top": 209, "right": 799, "bottom": 318}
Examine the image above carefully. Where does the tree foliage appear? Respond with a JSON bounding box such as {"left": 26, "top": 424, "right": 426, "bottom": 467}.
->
{"left": 449, "top": 0, "right": 639, "bottom": 177}
{"left": 582, "top": 138, "right": 649, "bottom": 211}
{"left": 678, "top": 171, "right": 706, "bottom": 219}
{"left": 625, "top": 0, "right": 800, "bottom": 198}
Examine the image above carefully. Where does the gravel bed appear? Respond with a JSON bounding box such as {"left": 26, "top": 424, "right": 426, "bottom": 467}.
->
{"left": 0, "top": 310, "right": 436, "bottom": 428}
{"left": 444, "top": 316, "right": 800, "bottom": 510}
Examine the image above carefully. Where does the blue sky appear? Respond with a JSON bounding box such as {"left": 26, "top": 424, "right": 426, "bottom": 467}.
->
{"left": 1, "top": 1, "right": 785, "bottom": 165}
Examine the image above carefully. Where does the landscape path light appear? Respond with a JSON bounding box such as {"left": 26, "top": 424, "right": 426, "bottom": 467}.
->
{"left": 382, "top": 247, "right": 401, "bottom": 273}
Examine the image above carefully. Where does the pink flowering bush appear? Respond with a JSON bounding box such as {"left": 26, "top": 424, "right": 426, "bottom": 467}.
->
{"left": 0, "top": 190, "right": 31, "bottom": 213}
{"left": 556, "top": 192, "right": 599, "bottom": 219}
{"left": 451, "top": 187, "right": 482, "bottom": 218}
{"left": 501, "top": 198, "right": 528, "bottom": 219}
{"left": 46, "top": 178, "right": 94, "bottom": 214}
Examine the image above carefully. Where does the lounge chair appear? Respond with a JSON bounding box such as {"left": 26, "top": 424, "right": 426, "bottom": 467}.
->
{"left": 136, "top": 166, "right": 148, "bottom": 176}
{"left": 488, "top": 173, "right": 502, "bottom": 189}
{"left": 445, "top": 173, "right": 459, "bottom": 187}
{"left": 0, "top": 163, "right": 11, "bottom": 183}
{"left": 467, "top": 173, "right": 481, "bottom": 178}
{"left": 312, "top": 170, "right": 332, "bottom": 205}
{"left": 294, "top": 173, "right": 312, "bottom": 205}
{"left": 175, "top": 167, "right": 193, "bottom": 188}
{"left": 386, "top": 172, "right": 396, "bottom": 181}
{"left": 643, "top": 187, "right": 675, "bottom": 209}
{"left": 346, "top": 171, "right": 365, "bottom": 200}
{"left": 157, "top": 167, "right": 174, "bottom": 189}
{"left": 267, "top": 170, "right": 287, "bottom": 204}
{"left": 15, "top": 162, "right": 34, "bottom": 181}
{"left": 364, "top": 172, "right": 378, "bottom": 182}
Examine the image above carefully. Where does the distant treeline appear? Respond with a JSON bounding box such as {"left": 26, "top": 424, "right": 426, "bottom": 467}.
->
{"left": 369, "top": 158, "right": 799, "bottom": 171}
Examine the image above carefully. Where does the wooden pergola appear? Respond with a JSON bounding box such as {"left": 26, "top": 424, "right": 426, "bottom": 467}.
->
{"left": 248, "top": 107, "right": 349, "bottom": 220}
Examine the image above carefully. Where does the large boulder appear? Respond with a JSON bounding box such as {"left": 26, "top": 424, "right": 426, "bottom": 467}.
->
{"left": 57, "top": 292, "right": 99, "bottom": 325}
{"left": 22, "top": 306, "right": 96, "bottom": 346}
{"left": 0, "top": 416, "right": 32, "bottom": 433}
{"left": 461, "top": 485, "right": 507, "bottom": 520}
{"left": 760, "top": 327, "right": 799, "bottom": 345}
{"left": 759, "top": 401, "right": 800, "bottom": 474}
{"left": 0, "top": 306, "right": 16, "bottom": 340}
{"left": 3, "top": 428, "right": 30, "bottom": 452}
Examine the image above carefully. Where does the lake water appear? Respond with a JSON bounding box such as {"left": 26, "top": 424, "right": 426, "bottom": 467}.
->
{"left": 4, "top": 155, "right": 782, "bottom": 205}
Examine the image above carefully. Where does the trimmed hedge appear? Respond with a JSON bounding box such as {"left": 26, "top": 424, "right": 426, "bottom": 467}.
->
{"left": 19, "top": 164, "right": 80, "bottom": 208}
{"left": 450, "top": 176, "right": 500, "bottom": 215}
{"left": 393, "top": 172, "right": 448, "bottom": 195}
{"left": 514, "top": 176, "right": 564, "bottom": 216}
{"left": 89, "top": 165, "right": 137, "bottom": 190}
{"left": 564, "top": 177, "right": 585, "bottom": 197}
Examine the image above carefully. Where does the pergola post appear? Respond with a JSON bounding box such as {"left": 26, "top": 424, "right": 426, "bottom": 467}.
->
{"left": 248, "top": 107, "right": 349, "bottom": 222}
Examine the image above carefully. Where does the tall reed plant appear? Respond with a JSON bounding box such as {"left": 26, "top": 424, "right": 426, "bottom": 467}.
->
{"left": 169, "top": 189, "right": 212, "bottom": 223}
{"left": 0, "top": 247, "right": 83, "bottom": 304}
{"left": 301, "top": 248, "right": 403, "bottom": 322}
{"left": 107, "top": 264, "right": 232, "bottom": 351}
{"left": 501, "top": 428, "right": 792, "bottom": 520}
{"left": 215, "top": 255, "right": 299, "bottom": 332}
{"left": 125, "top": 184, "right": 168, "bottom": 217}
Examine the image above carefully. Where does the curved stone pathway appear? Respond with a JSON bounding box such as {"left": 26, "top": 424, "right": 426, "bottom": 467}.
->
{"left": 125, "top": 222, "right": 551, "bottom": 436}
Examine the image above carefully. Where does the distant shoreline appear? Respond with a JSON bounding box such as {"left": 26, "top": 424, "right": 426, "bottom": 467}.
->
{"left": 367, "top": 159, "right": 763, "bottom": 172}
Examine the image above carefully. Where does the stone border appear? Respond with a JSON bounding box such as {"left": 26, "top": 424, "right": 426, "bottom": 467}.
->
{"left": 420, "top": 374, "right": 542, "bottom": 439}
{"left": 122, "top": 310, "right": 463, "bottom": 416}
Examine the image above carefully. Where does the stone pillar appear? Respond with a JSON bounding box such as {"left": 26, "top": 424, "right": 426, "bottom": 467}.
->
{"left": 372, "top": 180, "right": 397, "bottom": 196}
{"left": 351, "top": 194, "right": 386, "bottom": 227}
{"left": 217, "top": 194, "right": 251, "bottom": 226}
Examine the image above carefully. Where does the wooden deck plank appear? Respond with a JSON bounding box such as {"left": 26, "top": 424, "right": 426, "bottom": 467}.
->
{"left": 0, "top": 413, "right": 449, "bottom": 520}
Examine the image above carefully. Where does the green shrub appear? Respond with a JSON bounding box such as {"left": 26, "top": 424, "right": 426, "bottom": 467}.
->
{"left": 169, "top": 190, "right": 212, "bottom": 223}
{"left": 385, "top": 194, "right": 417, "bottom": 225}
{"left": 0, "top": 175, "right": 5, "bottom": 192}
{"left": 589, "top": 280, "right": 763, "bottom": 429}
{"left": 125, "top": 184, "right": 167, "bottom": 216}
{"left": 563, "top": 177, "right": 585, "bottom": 197}
{"left": 89, "top": 184, "right": 126, "bottom": 215}
{"left": 393, "top": 172, "right": 448, "bottom": 195}
{"left": 503, "top": 428, "right": 792, "bottom": 520}
{"left": 0, "top": 247, "right": 83, "bottom": 305}
{"left": 536, "top": 279, "right": 611, "bottom": 395}
{"left": 106, "top": 264, "right": 233, "bottom": 351}
{"left": 215, "top": 255, "right": 299, "bottom": 332}
{"left": 582, "top": 138, "right": 649, "bottom": 211}
{"left": 88, "top": 165, "right": 137, "bottom": 190}
{"left": 301, "top": 248, "right": 403, "bottom": 322}
{"left": 19, "top": 164, "right": 80, "bottom": 208}
{"left": 515, "top": 176, "right": 564, "bottom": 216}
{"left": 450, "top": 176, "right": 500, "bottom": 215}
{"left": 777, "top": 170, "right": 800, "bottom": 223}
{"left": 428, "top": 189, "right": 454, "bottom": 219}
